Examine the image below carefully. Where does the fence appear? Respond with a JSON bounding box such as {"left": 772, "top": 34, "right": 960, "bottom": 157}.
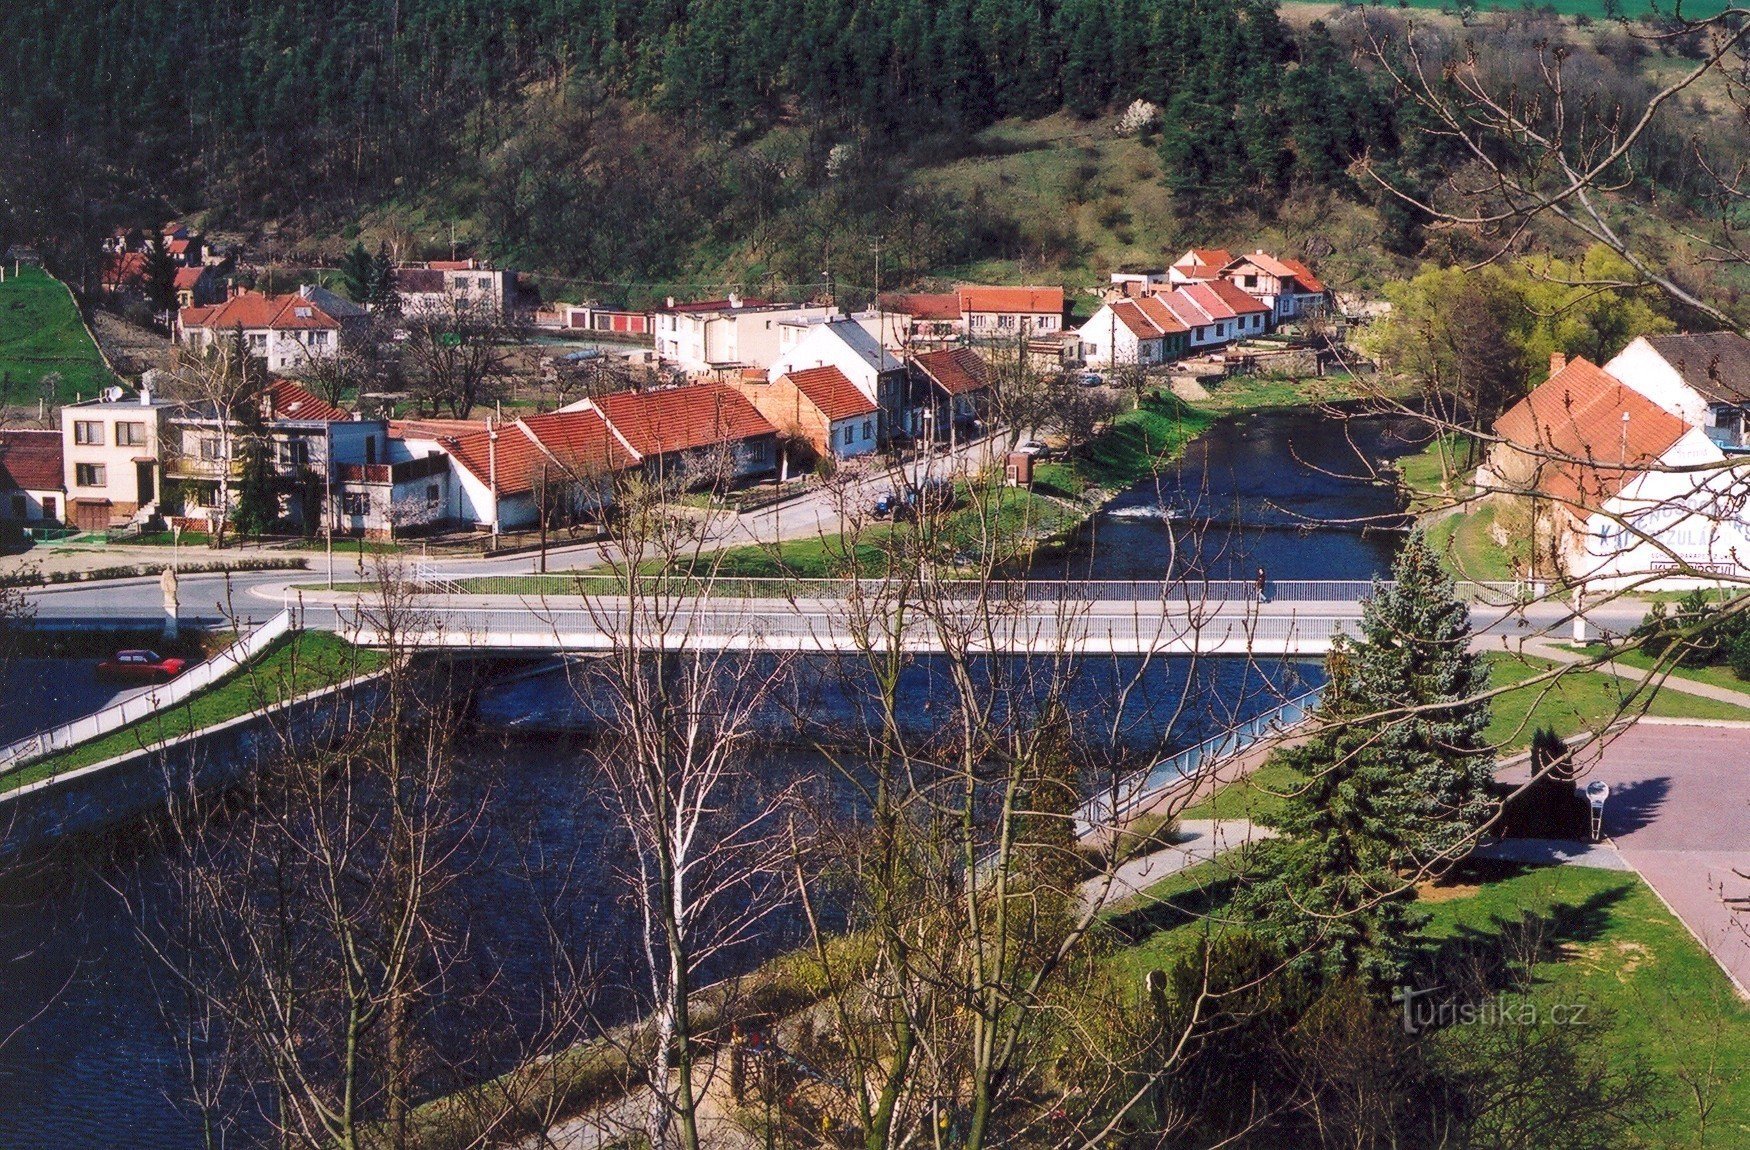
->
{"left": 407, "top": 569, "right": 1528, "bottom": 607}
{"left": 0, "top": 609, "right": 295, "bottom": 772}
{"left": 1076, "top": 686, "right": 1323, "bottom": 833}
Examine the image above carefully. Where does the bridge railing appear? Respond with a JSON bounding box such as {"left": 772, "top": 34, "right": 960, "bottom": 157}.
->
{"left": 407, "top": 569, "right": 1528, "bottom": 606}
{"left": 0, "top": 609, "right": 295, "bottom": 774}
{"left": 1076, "top": 685, "right": 1323, "bottom": 834}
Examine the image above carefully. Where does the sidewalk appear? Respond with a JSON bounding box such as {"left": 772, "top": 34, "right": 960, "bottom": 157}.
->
{"left": 1522, "top": 635, "right": 1750, "bottom": 709}
{"left": 1086, "top": 818, "right": 1274, "bottom": 907}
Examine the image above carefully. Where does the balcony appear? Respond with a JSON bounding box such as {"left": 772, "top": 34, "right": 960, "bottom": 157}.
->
{"left": 336, "top": 454, "right": 449, "bottom": 486}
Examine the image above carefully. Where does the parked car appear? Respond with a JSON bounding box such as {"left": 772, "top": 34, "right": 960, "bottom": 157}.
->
{"left": 96, "top": 649, "right": 187, "bottom": 683}
{"left": 1014, "top": 439, "right": 1054, "bottom": 458}
{"left": 1078, "top": 372, "right": 1104, "bottom": 388}
{"left": 871, "top": 492, "right": 897, "bottom": 519}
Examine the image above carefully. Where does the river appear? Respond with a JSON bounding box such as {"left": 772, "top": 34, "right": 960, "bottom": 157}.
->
{"left": 0, "top": 407, "right": 1422, "bottom": 1148}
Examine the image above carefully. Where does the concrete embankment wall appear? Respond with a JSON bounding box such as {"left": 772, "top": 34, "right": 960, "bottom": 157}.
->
{"left": 0, "top": 673, "right": 387, "bottom": 858}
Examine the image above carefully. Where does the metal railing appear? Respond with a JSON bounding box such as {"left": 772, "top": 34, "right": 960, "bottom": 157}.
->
{"left": 406, "top": 569, "right": 1526, "bottom": 606}
{"left": 0, "top": 609, "right": 295, "bottom": 774}
{"left": 1076, "top": 686, "right": 1322, "bottom": 832}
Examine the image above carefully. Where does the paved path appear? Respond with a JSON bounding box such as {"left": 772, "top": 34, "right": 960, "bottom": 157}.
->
{"left": 1568, "top": 722, "right": 1750, "bottom": 998}
{"left": 1523, "top": 636, "right": 1750, "bottom": 709}
{"left": 1088, "top": 818, "right": 1274, "bottom": 906}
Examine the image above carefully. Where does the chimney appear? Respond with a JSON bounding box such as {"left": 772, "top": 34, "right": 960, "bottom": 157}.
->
{"left": 728, "top": 291, "right": 742, "bottom": 309}
{"left": 666, "top": 296, "right": 675, "bottom": 309}
{"left": 1549, "top": 351, "right": 1567, "bottom": 376}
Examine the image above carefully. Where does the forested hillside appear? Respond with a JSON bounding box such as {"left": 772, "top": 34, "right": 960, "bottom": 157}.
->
{"left": 0, "top": 0, "right": 1405, "bottom": 291}
{"left": 0, "top": 0, "right": 1738, "bottom": 309}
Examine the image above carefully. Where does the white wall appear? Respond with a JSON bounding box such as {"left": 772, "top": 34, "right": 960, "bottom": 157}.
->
{"left": 1605, "top": 337, "right": 1712, "bottom": 429}
{"left": 1572, "top": 429, "right": 1750, "bottom": 585}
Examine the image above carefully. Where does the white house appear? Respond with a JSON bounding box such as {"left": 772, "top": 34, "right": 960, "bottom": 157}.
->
{"left": 1218, "top": 251, "right": 1328, "bottom": 324}
{"left": 653, "top": 295, "right": 838, "bottom": 375}
{"left": 1486, "top": 351, "right": 1750, "bottom": 586}
{"left": 769, "top": 318, "right": 906, "bottom": 436}
{"left": 1605, "top": 332, "right": 1750, "bottom": 451}
{"left": 62, "top": 385, "right": 181, "bottom": 532}
{"left": 1077, "top": 297, "right": 1188, "bottom": 369}
{"left": 393, "top": 259, "right": 517, "bottom": 316}
{"left": 958, "top": 286, "right": 1065, "bottom": 338}
{"left": 1167, "top": 249, "right": 1234, "bottom": 285}
{"left": 178, "top": 285, "right": 369, "bottom": 375}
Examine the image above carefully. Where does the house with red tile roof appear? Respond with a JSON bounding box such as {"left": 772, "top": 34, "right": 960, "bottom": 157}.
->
{"left": 1219, "top": 251, "right": 1330, "bottom": 324}
{"left": 0, "top": 429, "right": 65, "bottom": 526}
{"left": 420, "top": 407, "right": 636, "bottom": 534}
{"left": 733, "top": 365, "right": 879, "bottom": 464}
{"left": 770, "top": 318, "right": 906, "bottom": 441}
{"left": 957, "top": 286, "right": 1066, "bottom": 339}
{"left": 173, "top": 266, "right": 223, "bottom": 309}
{"left": 1168, "top": 249, "right": 1236, "bottom": 285}
{"left": 177, "top": 285, "right": 368, "bottom": 374}
{"left": 907, "top": 348, "right": 993, "bottom": 446}
{"left": 165, "top": 377, "right": 393, "bottom": 536}
{"left": 566, "top": 382, "right": 780, "bottom": 488}
{"left": 99, "top": 252, "right": 147, "bottom": 297}
{"left": 1484, "top": 351, "right": 1750, "bottom": 583}
{"left": 1075, "top": 296, "right": 1190, "bottom": 369}
{"left": 866, "top": 292, "right": 964, "bottom": 350}
{"left": 393, "top": 258, "right": 517, "bottom": 317}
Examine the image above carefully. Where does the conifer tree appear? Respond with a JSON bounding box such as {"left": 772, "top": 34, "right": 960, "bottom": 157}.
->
{"left": 1235, "top": 531, "right": 1496, "bottom": 985}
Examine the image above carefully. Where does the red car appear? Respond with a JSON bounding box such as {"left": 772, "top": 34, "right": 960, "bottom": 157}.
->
{"left": 96, "top": 649, "right": 187, "bottom": 683}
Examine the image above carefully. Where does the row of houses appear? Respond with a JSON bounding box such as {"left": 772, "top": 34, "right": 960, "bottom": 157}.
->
{"left": 0, "top": 335, "right": 995, "bottom": 539}
{"left": 1484, "top": 331, "right": 1750, "bottom": 584}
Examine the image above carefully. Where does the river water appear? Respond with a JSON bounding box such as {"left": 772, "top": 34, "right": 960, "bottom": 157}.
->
{"left": 0, "top": 407, "right": 1423, "bottom": 1148}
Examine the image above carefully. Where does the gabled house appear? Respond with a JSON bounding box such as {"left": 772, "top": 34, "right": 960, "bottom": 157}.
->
{"left": 1168, "top": 249, "right": 1234, "bottom": 285}
{"left": 178, "top": 286, "right": 369, "bottom": 375}
{"left": 769, "top": 318, "right": 906, "bottom": 438}
{"left": 1177, "top": 281, "right": 1272, "bottom": 344}
{"left": 1482, "top": 352, "right": 1750, "bottom": 583}
{"left": 0, "top": 430, "right": 64, "bottom": 526}
{"left": 429, "top": 408, "right": 636, "bottom": 535}
{"left": 165, "top": 378, "right": 385, "bottom": 534}
{"left": 571, "top": 383, "right": 780, "bottom": 486}
{"left": 908, "top": 348, "right": 992, "bottom": 447}
{"left": 869, "top": 292, "right": 964, "bottom": 349}
{"left": 1076, "top": 296, "right": 1190, "bottom": 369}
{"left": 958, "top": 286, "right": 1066, "bottom": 339}
{"left": 173, "top": 266, "right": 223, "bottom": 309}
{"left": 733, "top": 365, "right": 880, "bottom": 464}
{"left": 1219, "top": 251, "right": 1329, "bottom": 324}
{"left": 99, "top": 252, "right": 146, "bottom": 297}
{"left": 1605, "top": 332, "right": 1750, "bottom": 452}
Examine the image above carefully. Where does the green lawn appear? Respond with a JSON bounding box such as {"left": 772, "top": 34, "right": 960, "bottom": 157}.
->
{"left": 1421, "top": 862, "right": 1750, "bottom": 1148}
{"left": 1389, "top": 0, "right": 1728, "bottom": 18}
{"left": 1033, "top": 391, "right": 1214, "bottom": 497}
{"left": 1, "top": 631, "right": 386, "bottom": 791}
{"left": 1395, "top": 433, "right": 1473, "bottom": 512}
{"left": 1426, "top": 503, "right": 1520, "bottom": 582}
{"left": 1486, "top": 652, "right": 1750, "bottom": 746}
{"left": 1189, "top": 370, "right": 1400, "bottom": 415}
{"left": 1106, "top": 858, "right": 1750, "bottom": 1147}
{"left": 1571, "top": 644, "right": 1750, "bottom": 696}
{"left": 0, "top": 265, "right": 117, "bottom": 404}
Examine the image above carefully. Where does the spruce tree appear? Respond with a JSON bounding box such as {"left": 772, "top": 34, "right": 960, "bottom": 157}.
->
{"left": 1235, "top": 531, "right": 1496, "bottom": 985}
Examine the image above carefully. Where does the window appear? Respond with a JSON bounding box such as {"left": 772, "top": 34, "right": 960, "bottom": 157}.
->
{"left": 425, "top": 484, "right": 440, "bottom": 507}
{"left": 42, "top": 497, "right": 55, "bottom": 522}
{"left": 248, "top": 333, "right": 266, "bottom": 350}
{"left": 294, "top": 306, "right": 313, "bottom": 318}
{"left": 9, "top": 495, "right": 23, "bottom": 519}
{"left": 74, "top": 420, "right": 103, "bottom": 445}
{"left": 199, "top": 437, "right": 225, "bottom": 461}
{"left": 75, "top": 463, "right": 106, "bottom": 487}
{"left": 116, "top": 421, "right": 146, "bottom": 447}
{"left": 276, "top": 440, "right": 309, "bottom": 467}
{"left": 342, "top": 491, "right": 371, "bottom": 516}
{"left": 863, "top": 420, "right": 873, "bottom": 441}
{"left": 1243, "top": 275, "right": 1257, "bottom": 288}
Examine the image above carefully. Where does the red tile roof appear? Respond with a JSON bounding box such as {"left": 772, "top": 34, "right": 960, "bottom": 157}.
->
{"left": 180, "top": 290, "right": 345, "bottom": 333}
{"left": 1493, "top": 357, "right": 1689, "bottom": 510}
{"left": 262, "top": 378, "right": 348, "bottom": 423}
{"left": 1175, "top": 248, "right": 1234, "bottom": 271}
{"left": 1204, "top": 278, "right": 1273, "bottom": 315}
{"left": 1157, "top": 290, "right": 1215, "bottom": 329}
{"left": 167, "top": 238, "right": 191, "bottom": 256}
{"left": 782, "top": 366, "right": 877, "bottom": 422}
{"left": 427, "top": 260, "right": 479, "bottom": 271}
{"left": 911, "top": 348, "right": 990, "bottom": 397}
{"left": 0, "top": 430, "right": 63, "bottom": 492}
{"left": 1180, "top": 283, "right": 1240, "bottom": 322}
{"left": 1134, "top": 295, "right": 1189, "bottom": 334}
{"left": 173, "top": 267, "right": 206, "bottom": 289}
{"left": 591, "top": 384, "right": 777, "bottom": 458}
{"left": 390, "top": 418, "right": 488, "bottom": 440}
{"left": 101, "top": 253, "right": 145, "bottom": 288}
{"left": 956, "top": 286, "right": 1065, "bottom": 316}
{"left": 1107, "top": 299, "right": 1158, "bottom": 340}
{"left": 1277, "top": 257, "right": 1326, "bottom": 295}
{"left": 520, "top": 409, "right": 639, "bottom": 476}
{"left": 879, "top": 292, "right": 961, "bottom": 321}
{"left": 444, "top": 424, "right": 545, "bottom": 496}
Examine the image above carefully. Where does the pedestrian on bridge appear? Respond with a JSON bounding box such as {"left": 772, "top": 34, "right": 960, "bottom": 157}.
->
{"left": 1255, "top": 566, "right": 1269, "bottom": 604}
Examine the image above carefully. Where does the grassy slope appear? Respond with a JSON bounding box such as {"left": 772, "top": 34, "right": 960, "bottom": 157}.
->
{"left": 2, "top": 631, "right": 385, "bottom": 791}
{"left": 0, "top": 266, "right": 117, "bottom": 404}
{"left": 1034, "top": 391, "right": 1215, "bottom": 496}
